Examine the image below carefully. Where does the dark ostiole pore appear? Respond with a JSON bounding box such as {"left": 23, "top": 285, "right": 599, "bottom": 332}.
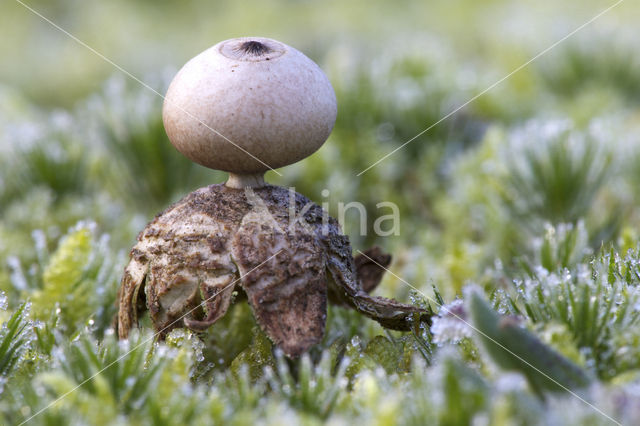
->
{"left": 238, "top": 40, "right": 273, "bottom": 56}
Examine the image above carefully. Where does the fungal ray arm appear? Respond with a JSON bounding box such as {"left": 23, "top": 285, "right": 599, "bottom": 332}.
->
{"left": 323, "top": 233, "right": 430, "bottom": 330}
{"left": 231, "top": 204, "right": 327, "bottom": 358}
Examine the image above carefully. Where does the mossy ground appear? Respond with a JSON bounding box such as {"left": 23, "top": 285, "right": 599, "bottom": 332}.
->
{"left": 2, "top": 0, "right": 640, "bottom": 424}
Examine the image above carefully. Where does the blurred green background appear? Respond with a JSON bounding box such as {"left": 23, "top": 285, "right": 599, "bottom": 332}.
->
{"left": 2, "top": 0, "right": 639, "bottom": 294}
{"left": 2, "top": 1, "right": 640, "bottom": 424}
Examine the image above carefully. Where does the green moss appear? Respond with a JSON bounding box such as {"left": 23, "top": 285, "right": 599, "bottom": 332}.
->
{"left": 469, "top": 289, "right": 591, "bottom": 394}
{"left": 2, "top": 2, "right": 640, "bottom": 422}
{"left": 230, "top": 326, "right": 275, "bottom": 383}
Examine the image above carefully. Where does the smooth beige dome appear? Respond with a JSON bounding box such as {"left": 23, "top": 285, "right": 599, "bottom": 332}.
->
{"left": 163, "top": 37, "right": 337, "bottom": 174}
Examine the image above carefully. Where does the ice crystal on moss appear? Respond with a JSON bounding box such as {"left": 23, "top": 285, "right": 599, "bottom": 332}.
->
{"left": 431, "top": 299, "right": 472, "bottom": 344}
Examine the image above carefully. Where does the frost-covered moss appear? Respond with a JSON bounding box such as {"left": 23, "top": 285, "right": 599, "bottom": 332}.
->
{"left": 3, "top": 2, "right": 640, "bottom": 422}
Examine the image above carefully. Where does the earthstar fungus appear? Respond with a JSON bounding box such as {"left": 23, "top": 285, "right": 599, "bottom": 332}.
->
{"left": 116, "top": 37, "right": 430, "bottom": 358}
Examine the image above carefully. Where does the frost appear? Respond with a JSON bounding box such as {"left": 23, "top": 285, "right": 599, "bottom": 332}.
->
{"left": 192, "top": 337, "right": 205, "bottom": 363}
{"left": 494, "top": 373, "right": 528, "bottom": 392}
{"left": 0, "top": 15, "right": 640, "bottom": 424}
{"left": 166, "top": 328, "right": 205, "bottom": 363}
{"left": 431, "top": 299, "right": 472, "bottom": 344}
{"left": 431, "top": 316, "right": 472, "bottom": 344}
{"left": 350, "top": 335, "right": 362, "bottom": 349}
{"left": 31, "top": 229, "right": 47, "bottom": 263}
{"left": 7, "top": 256, "right": 28, "bottom": 291}
{"left": 0, "top": 291, "right": 7, "bottom": 311}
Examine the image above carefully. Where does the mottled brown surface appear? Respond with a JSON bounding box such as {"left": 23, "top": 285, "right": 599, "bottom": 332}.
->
{"left": 320, "top": 219, "right": 428, "bottom": 331}
{"left": 355, "top": 246, "right": 392, "bottom": 294}
{"left": 117, "top": 183, "right": 430, "bottom": 357}
{"left": 231, "top": 188, "right": 327, "bottom": 357}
